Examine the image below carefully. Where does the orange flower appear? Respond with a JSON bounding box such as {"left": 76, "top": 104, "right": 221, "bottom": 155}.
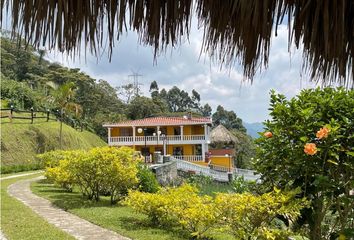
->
{"left": 264, "top": 131, "right": 273, "bottom": 138}
{"left": 304, "top": 143, "right": 317, "bottom": 155}
{"left": 316, "top": 127, "right": 330, "bottom": 139}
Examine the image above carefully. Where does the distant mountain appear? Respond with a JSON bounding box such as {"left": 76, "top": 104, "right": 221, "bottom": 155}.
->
{"left": 244, "top": 122, "right": 264, "bottom": 138}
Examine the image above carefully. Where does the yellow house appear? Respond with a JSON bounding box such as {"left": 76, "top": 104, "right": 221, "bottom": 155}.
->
{"left": 103, "top": 116, "right": 212, "bottom": 163}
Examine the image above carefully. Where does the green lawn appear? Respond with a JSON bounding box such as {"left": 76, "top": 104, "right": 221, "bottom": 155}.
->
{"left": 198, "top": 181, "right": 234, "bottom": 196}
{"left": 31, "top": 180, "right": 234, "bottom": 240}
{"left": 0, "top": 170, "right": 43, "bottom": 179}
{"left": 1, "top": 173, "right": 75, "bottom": 240}
{"left": 0, "top": 116, "right": 106, "bottom": 173}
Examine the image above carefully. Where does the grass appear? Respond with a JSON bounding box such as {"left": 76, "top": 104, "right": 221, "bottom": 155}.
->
{"left": 0, "top": 170, "right": 43, "bottom": 178}
{"left": 198, "top": 181, "right": 234, "bottom": 196}
{"left": 0, "top": 116, "right": 106, "bottom": 173}
{"left": 31, "top": 180, "right": 234, "bottom": 240}
{"left": 1, "top": 173, "right": 75, "bottom": 240}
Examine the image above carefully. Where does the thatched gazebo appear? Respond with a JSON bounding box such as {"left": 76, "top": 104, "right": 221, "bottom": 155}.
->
{"left": 209, "top": 125, "right": 239, "bottom": 149}
{"left": 1, "top": 1, "right": 353, "bottom": 87}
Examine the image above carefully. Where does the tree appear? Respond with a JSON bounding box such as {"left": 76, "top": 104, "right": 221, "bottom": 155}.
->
{"left": 117, "top": 83, "right": 141, "bottom": 103}
{"left": 212, "top": 105, "right": 246, "bottom": 132}
{"left": 126, "top": 96, "right": 162, "bottom": 120}
{"left": 52, "top": 82, "right": 81, "bottom": 149}
{"left": 231, "top": 129, "right": 256, "bottom": 169}
{"left": 149, "top": 80, "right": 159, "bottom": 98}
{"left": 201, "top": 103, "right": 212, "bottom": 117}
{"left": 255, "top": 88, "right": 354, "bottom": 240}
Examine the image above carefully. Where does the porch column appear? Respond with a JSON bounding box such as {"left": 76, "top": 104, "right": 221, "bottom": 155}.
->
{"left": 204, "top": 124, "right": 208, "bottom": 140}
{"left": 132, "top": 126, "right": 136, "bottom": 149}
{"left": 108, "top": 127, "right": 111, "bottom": 144}
{"left": 180, "top": 125, "right": 184, "bottom": 140}
{"left": 202, "top": 142, "right": 205, "bottom": 161}
{"left": 157, "top": 126, "right": 160, "bottom": 142}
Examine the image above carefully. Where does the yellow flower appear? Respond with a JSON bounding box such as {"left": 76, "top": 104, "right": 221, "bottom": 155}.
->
{"left": 316, "top": 127, "right": 330, "bottom": 139}
{"left": 304, "top": 143, "right": 317, "bottom": 155}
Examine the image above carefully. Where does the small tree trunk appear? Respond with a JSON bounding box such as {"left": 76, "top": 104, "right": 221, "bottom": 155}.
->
{"left": 309, "top": 197, "right": 324, "bottom": 240}
{"left": 59, "top": 109, "right": 63, "bottom": 149}
{"left": 59, "top": 120, "right": 63, "bottom": 149}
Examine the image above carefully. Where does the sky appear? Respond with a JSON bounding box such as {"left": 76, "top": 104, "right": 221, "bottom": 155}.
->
{"left": 46, "top": 23, "right": 317, "bottom": 123}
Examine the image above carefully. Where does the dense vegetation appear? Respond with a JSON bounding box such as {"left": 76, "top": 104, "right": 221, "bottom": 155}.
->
{"left": 255, "top": 88, "right": 354, "bottom": 240}
{"left": 0, "top": 35, "right": 255, "bottom": 168}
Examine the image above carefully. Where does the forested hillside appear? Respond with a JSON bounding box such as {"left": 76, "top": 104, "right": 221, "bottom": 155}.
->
{"left": 0, "top": 35, "right": 256, "bottom": 168}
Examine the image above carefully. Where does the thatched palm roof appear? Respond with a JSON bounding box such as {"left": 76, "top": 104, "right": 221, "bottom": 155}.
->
{"left": 210, "top": 125, "right": 239, "bottom": 145}
{"left": 1, "top": 0, "right": 353, "bottom": 87}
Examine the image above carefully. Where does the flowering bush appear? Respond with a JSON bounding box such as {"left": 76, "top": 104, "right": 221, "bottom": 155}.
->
{"left": 255, "top": 88, "right": 354, "bottom": 240}
{"left": 41, "top": 147, "right": 140, "bottom": 203}
{"left": 124, "top": 184, "right": 218, "bottom": 238}
{"left": 124, "top": 184, "right": 308, "bottom": 239}
{"left": 214, "top": 189, "right": 308, "bottom": 239}
{"left": 37, "top": 150, "right": 72, "bottom": 168}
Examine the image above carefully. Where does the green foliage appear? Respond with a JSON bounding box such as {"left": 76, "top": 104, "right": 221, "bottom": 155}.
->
{"left": 42, "top": 147, "right": 140, "bottom": 203}
{"left": 126, "top": 96, "right": 164, "bottom": 119}
{"left": 232, "top": 129, "right": 256, "bottom": 168}
{"left": 0, "top": 78, "right": 37, "bottom": 108}
{"left": 255, "top": 88, "right": 354, "bottom": 240}
{"left": 124, "top": 184, "right": 217, "bottom": 238}
{"left": 137, "top": 164, "right": 160, "bottom": 193}
{"left": 214, "top": 189, "right": 309, "bottom": 239}
{"left": 230, "top": 176, "right": 253, "bottom": 193}
{"left": 125, "top": 184, "right": 308, "bottom": 239}
{"left": 212, "top": 105, "right": 246, "bottom": 132}
{"left": 0, "top": 163, "right": 42, "bottom": 174}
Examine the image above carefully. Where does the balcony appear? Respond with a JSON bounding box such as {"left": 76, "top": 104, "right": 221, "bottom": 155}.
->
{"left": 109, "top": 135, "right": 206, "bottom": 146}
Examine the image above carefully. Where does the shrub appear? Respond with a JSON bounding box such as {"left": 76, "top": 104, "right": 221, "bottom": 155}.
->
{"left": 214, "top": 189, "right": 309, "bottom": 239}
{"left": 41, "top": 146, "right": 140, "bottom": 203}
{"left": 124, "top": 184, "right": 218, "bottom": 238}
{"left": 37, "top": 150, "right": 72, "bottom": 168}
{"left": 125, "top": 185, "right": 308, "bottom": 239}
{"left": 0, "top": 163, "right": 42, "bottom": 174}
{"left": 255, "top": 88, "right": 354, "bottom": 239}
{"left": 136, "top": 164, "right": 160, "bottom": 193}
{"left": 45, "top": 159, "right": 75, "bottom": 191}
{"left": 69, "top": 147, "right": 139, "bottom": 203}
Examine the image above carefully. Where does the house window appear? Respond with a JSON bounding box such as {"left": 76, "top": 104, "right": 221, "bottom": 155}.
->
{"left": 160, "top": 127, "right": 167, "bottom": 135}
{"left": 173, "top": 147, "right": 183, "bottom": 156}
{"left": 194, "top": 145, "right": 202, "bottom": 155}
{"left": 120, "top": 128, "right": 131, "bottom": 136}
{"left": 174, "top": 127, "right": 181, "bottom": 135}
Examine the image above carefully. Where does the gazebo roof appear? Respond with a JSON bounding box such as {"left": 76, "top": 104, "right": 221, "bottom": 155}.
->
{"left": 210, "top": 125, "right": 239, "bottom": 145}
{"left": 2, "top": 0, "right": 353, "bottom": 87}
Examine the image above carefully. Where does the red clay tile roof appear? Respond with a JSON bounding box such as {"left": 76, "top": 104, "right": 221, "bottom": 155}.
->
{"left": 103, "top": 116, "right": 212, "bottom": 127}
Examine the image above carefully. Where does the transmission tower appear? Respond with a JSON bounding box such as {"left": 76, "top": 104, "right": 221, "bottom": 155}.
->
{"left": 128, "top": 72, "right": 143, "bottom": 96}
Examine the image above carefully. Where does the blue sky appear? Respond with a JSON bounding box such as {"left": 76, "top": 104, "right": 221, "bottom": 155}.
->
{"left": 46, "top": 23, "right": 317, "bottom": 123}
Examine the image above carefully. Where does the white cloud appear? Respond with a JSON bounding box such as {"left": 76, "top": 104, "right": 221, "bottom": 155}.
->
{"left": 46, "top": 24, "right": 315, "bottom": 123}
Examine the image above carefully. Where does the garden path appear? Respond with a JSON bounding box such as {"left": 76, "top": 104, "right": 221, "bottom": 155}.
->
{"left": 8, "top": 176, "right": 130, "bottom": 240}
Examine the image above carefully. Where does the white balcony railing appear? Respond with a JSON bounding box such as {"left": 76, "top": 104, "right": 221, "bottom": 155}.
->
{"left": 109, "top": 135, "right": 206, "bottom": 145}
{"left": 172, "top": 155, "right": 203, "bottom": 162}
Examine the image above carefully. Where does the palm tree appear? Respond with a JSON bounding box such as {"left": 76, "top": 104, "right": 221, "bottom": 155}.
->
{"left": 52, "top": 82, "right": 82, "bottom": 149}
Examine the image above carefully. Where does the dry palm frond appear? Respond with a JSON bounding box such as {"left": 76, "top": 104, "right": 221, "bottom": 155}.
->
{"left": 1, "top": 0, "right": 353, "bottom": 87}
{"left": 210, "top": 125, "right": 239, "bottom": 145}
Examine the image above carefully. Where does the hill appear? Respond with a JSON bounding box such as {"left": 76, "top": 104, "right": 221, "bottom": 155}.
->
{"left": 244, "top": 122, "right": 264, "bottom": 138}
{"left": 0, "top": 119, "right": 106, "bottom": 173}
